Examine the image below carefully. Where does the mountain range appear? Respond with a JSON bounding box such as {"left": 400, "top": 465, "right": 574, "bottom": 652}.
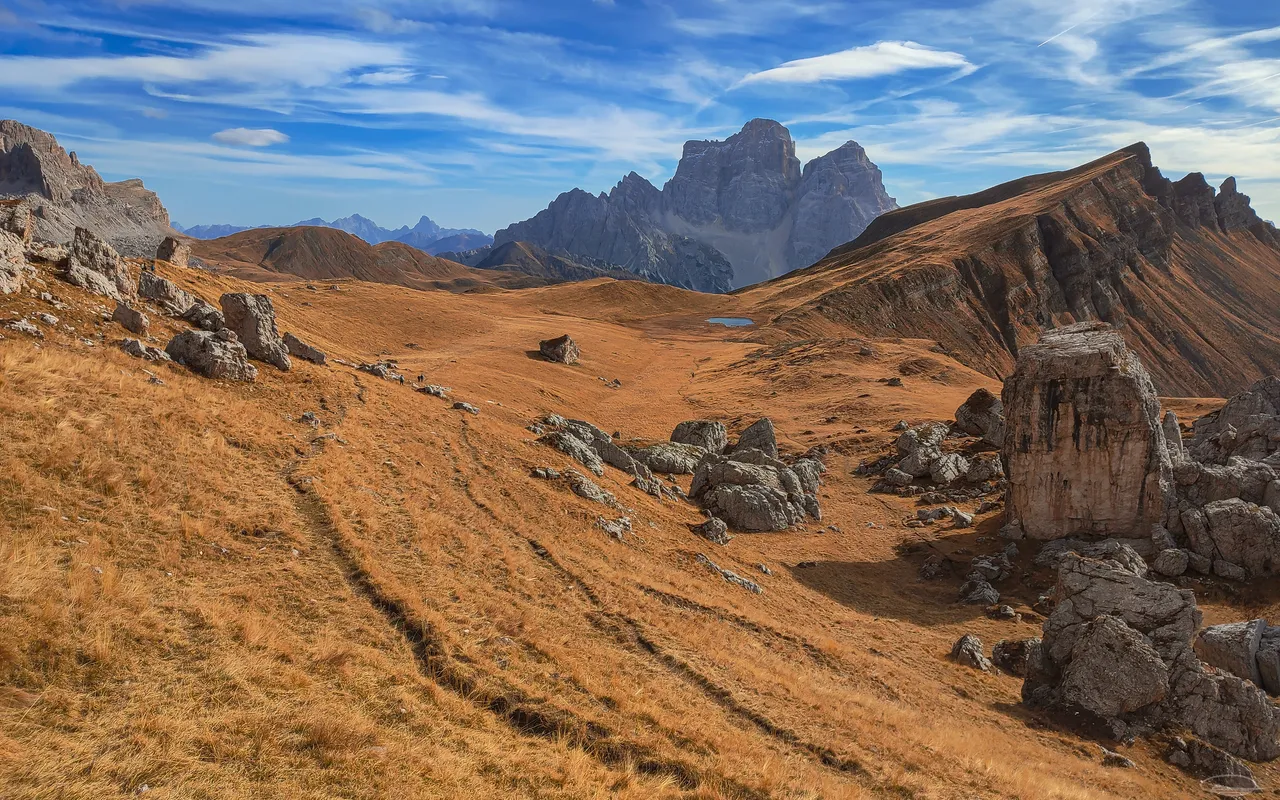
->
{"left": 485, "top": 118, "right": 898, "bottom": 292}
{"left": 174, "top": 214, "right": 492, "bottom": 255}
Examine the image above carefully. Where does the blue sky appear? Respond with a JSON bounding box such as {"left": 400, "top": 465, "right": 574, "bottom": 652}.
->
{"left": 2, "top": 0, "right": 1278, "bottom": 233}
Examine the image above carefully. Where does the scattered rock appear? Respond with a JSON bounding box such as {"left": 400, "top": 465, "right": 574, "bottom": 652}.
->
{"left": 930, "top": 453, "right": 969, "bottom": 486}
{"left": 453, "top": 402, "right": 479, "bottom": 415}
{"left": 1098, "top": 745, "right": 1135, "bottom": 769}
{"left": 121, "top": 337, "right": 170, "bottom": 362}
{"left": 628, "top": 441, "right": 707, "bottom": 474}
{"left": 1152, "top": 548, "right": 1190, "bottom": 577}
{"left": 692, "top": 517, "right": 731, "bottom": 545}
{"left": 596, "top": 516, "right": 632, "bottom": 540}
{"left": 987, "top": 604, "right": 1021, "bottom": 621}
{"left": 299, "top": 411, "right": 319, "bottom": 428}
{"left": 220, "top": 293, "right": 290, "bottom": 371}
{"left": 689, "top": 452, "right": 817, "bottom": 532}
{"left": 952, "top": 509, "right": 975, "bottom": 528}
{"left": 918, "top": 554, "right": 948, "bottom": 580}
{"left": 949, "top": 634, "right": 992, "bottom": 671}
{"left": 696, "top": 553, "right": 762, "bottom": 593}
{"left": 4, "top": 318, "right": 41, "bottom": 337}
{"left": 64, "top": 227, "right": 135, "bottom": 301}
{"left": 417, "top": 384, "right": 450, "bottom": 399}
{"left": 671, "top": 419, "right": 728, "bottom": 453}
{"left": 965, "top": 453, "right": 1004, "bottom": 483}
{"left": 565, "top": 470, "right": 616, "bottom": 506}
{"left": 283, "top": 332, "right": 326, "bottom": 365}
{"left": 959, "top": 578, "right": 999, "bottom": 605}
{"left": 539, "top": 334, "right": 580, "bottom": 364}
{"left": 111, "top": 302, "right": 148, "bottom": 334}
{"left": 164, "top": 329, "right": 257, "bottom": 381}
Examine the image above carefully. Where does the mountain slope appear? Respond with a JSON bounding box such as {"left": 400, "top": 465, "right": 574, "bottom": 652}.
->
{"left": 189, "top": 225, "right": 537, "bottom": 292}
{"left": 472, "top": 240, "right": 646, "bottom": 283}
{"left": 495, "top": 119, "right": 897, "bottom": 292}
{"left": 741, "top": 143, "right": 1280, "bottom": 396}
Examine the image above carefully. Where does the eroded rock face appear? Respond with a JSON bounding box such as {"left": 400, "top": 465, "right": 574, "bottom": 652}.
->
{"left": 1024, "top": 554, "right": 1280, "bottom": 761}
{"left": 111, "top": 302, "right": 148, "bottom": 334}
{"left": 164, "top": 329, "right": 257, "bottom": 381}
{"left": 64, "top": 227, "right": 135, "bottom": 301}
{"left": 1, "top": 121, "right": 173, "bottom": 256}
{"left": 0, "top": 228, "right": 30, "bottom": 294}
{"left": 539, "top": 334, "right": 579, "bottom": 365}
{"left": 1195, "top": 620, "right": 1265, "bottom": 688}
{"left": 139, "top": 270, "right": 196, "bottom": 316}
{"left": 1003, "top": 323, "right": 1173, "bottom": 540}
{"left": 1189, "top": 499, "right": 1280, "bottom": 578}
{"left": 220, "top": 293, "right": 290, "bottom": 371}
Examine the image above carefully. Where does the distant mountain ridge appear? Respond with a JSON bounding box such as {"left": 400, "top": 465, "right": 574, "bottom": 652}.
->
{"left": 493, "top": 119, "right": 898, "bottom": 292}
{"left": 175, "top": 214, "right": 492, "bottom": 253}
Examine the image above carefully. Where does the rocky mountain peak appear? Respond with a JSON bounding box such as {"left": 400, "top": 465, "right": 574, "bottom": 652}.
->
{"left": 0, "top": 120, "right": 171, "bottom": 256}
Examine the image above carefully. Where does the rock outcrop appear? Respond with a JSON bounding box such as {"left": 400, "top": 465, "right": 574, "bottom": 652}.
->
{"left": 1003, "top": 323, "right": 1172, "bottom": 540}
{"left": 156, "top": 236, "right": 190, "bottom": 267}
{"left": 689, "top": 449, "right": 820, "bottom": 532}
{"left": 954, "top": 388, "right": 1005, "bottom": 446}
{"left": 220, "top": 293, "right": 290, "bottom": 371}
{"left": 283, "top": 332, "right": 326, "bottom": 365}
{"left": 63, "top": 227, "right": 136, "bottom": 301}
{"left": 1187, "top": 376, "right": 1280, "bottom": 465}
{"left": 165, "top": 329, "right": 257, "bottom": 381}
{"left": 671, "top": 420, "right": 728, "bottom": 453}
{"left": 0, "top": 120, "right": 173, "bottom": 256}
{"left": 494, "top": 119, "right": 896, "bottom": 290}
{"left": 1023, "top": 554, "right": 1280, "bottom": 761}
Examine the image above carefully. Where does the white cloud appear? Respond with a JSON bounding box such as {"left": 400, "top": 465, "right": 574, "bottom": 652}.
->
{"left": 212, "top": 127, "right": 289, "bottom": 147}
{"left": 0, "top": 33, "right": 408, "bottom": 92}
{"left": 736, "top": 41, "right": 974, "bottom": 87}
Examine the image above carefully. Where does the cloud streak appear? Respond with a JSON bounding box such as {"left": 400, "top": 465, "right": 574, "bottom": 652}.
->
{"left": 212, "top": 127, "right": 289, "bottom": 146}
{"left": 737, "top": 41, "right": 973, "bottom": 86}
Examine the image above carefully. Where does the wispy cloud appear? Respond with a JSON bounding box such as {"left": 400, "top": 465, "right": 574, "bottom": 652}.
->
{"left": 211, "top": 127, "right": 289, "bottom": 146}
{"left": 737, "top": 41, "right": 973, "bottom": 86}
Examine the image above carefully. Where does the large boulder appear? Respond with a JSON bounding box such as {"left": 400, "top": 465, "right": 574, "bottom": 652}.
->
{"left": 64, "top": 227, "right": 136, "bottom": 301}
{"left": 155, "top": 236, "right": 190, "bottom": 267}
{"left": 538, "top": 430, "right": 605, "bottom": 477}
{"left": 731, "top": 418, "right": 778, "bottom": 459}
{"left": 1058, "top": 614, "right": 1170, "bottom": 718}
{"left": 671, "top": 420, "right": 728, "bottom": 453}
{"left": 1173, "top": 458, "right": 1276, "bottom": 507}
{"left": 220, "top": 293, "right": 290, "bottom": 371}
{"left": 1003, "top": 322, "right": 1173, "bottom": 540}
{"left": 954, "top": 387, "right": 1005, "bottom": 446}
{"left": 164, "top": 329, "right": 257, "bottom": 381}
{"left": 137, "top": 270, "right": 223, "bottom": 330}
{"left": 539, "top": 334, "right": 580, "bottom": 365}
{"left": 1195, "top": 620, "right": 1265, "bottom": 688}
{"left": 111, "top": 302, "right": 148, "bottom": 335}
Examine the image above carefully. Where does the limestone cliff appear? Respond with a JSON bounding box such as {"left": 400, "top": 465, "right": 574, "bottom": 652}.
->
{"left": 0, "top": 120, "right": 174, "bottom": 256}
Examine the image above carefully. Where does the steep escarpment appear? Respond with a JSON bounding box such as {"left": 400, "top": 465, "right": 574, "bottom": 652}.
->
{"left": 495, "top": 119, "right": 897, "bottom": 291}
{"left": 0, "top": 120, "right": 174, "bottom": 256}
{"left": 744, "top": 143, "right": 1280, "bottom": 397}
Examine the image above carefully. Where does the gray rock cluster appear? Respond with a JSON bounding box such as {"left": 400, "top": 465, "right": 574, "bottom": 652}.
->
{"left": 1022, "top": 553, "right": 1280, "bottom": 761}
{"left": 1195, "top": 619, "right": 1280, "bottom": 696}
{"left": 953, "top": 387, "right": 1005, "bottom": 446}
{"left": 537, "top": 416, "right": 679, "bottom": 501}
{"left": 284, "top": 332, "right": 326, "bottom": 365}
{"left": 138, "top": 270, "right": 222, "bottom": 330}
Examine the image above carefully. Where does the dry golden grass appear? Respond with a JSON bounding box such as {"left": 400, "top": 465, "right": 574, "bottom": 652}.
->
{"left": 0, "top": 260, "right": 1264, "bottom": 798}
